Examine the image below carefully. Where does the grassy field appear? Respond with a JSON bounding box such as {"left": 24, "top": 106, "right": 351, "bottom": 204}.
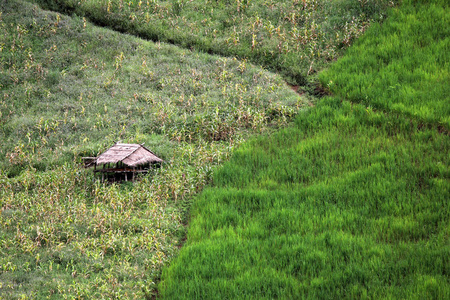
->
{"left": 1, "top": 0, "right": 303, "bottom": 175}
{"left": 159, "top": 0, "right": 450, "bottom": 298}
{"left": 0, "top": 0, "right": 303, "bottom": 298}
{"left": 320, "top": 0, "right": 450, "bottom": 129}
{"left": 2, "top": 0, "right": 448, "bottom": 298}
{"left": 160, "top": 98, "right": 449, "bottom": 299}
{"left": 29, "top": 0, "right": 398, "bottom": 86}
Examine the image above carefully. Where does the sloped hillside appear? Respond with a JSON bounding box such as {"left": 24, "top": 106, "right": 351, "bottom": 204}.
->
{"left": 159, "top": 0, "right": 450, "bottom": 298}
{"left": 0, "top": 1, "right": 302, "bottom": 298}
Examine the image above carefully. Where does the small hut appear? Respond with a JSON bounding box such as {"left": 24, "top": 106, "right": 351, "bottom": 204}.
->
{"left": 88, "top": 143, "right": 163, "bottom": 182}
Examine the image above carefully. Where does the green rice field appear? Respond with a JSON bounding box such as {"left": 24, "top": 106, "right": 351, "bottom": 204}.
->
{"left": 160, "top": 95, "right": 449, "bottom": 298}
{"left": 1, "top": 0, "right": 448, "bottom": 298}
{"left": 160, "top": 0, "right": 450, "bottom": 298}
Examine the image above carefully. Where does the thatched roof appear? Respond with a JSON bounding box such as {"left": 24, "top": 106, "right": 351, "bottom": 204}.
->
{"left": 96, "top": 143, "right": 163, "bottom": 167}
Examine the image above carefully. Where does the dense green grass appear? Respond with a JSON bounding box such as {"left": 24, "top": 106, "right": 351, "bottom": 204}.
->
{"left": 0, "top": 1, "right": 303, "bottom": 298}
{"left": 320, "top": 0, "right": 450, "bottom": 128}
{"left": 2, "top": 0, "right": 448, "bottom": 298}
{"left": 0, "top": 0, "right": 302, "bottom": 176}
{"left": 159, "top": 0, "right": 450, "bottom": 298}
{"left": 160, "top": 97, "right": 449, "bottom": 299}
{"left": 29, "top": 0, "right": 397, "bottom": 85}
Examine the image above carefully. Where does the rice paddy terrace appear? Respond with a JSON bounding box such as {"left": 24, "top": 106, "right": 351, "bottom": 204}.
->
{"left": 0, "top": 0, "right": 448, "bottom": 298}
